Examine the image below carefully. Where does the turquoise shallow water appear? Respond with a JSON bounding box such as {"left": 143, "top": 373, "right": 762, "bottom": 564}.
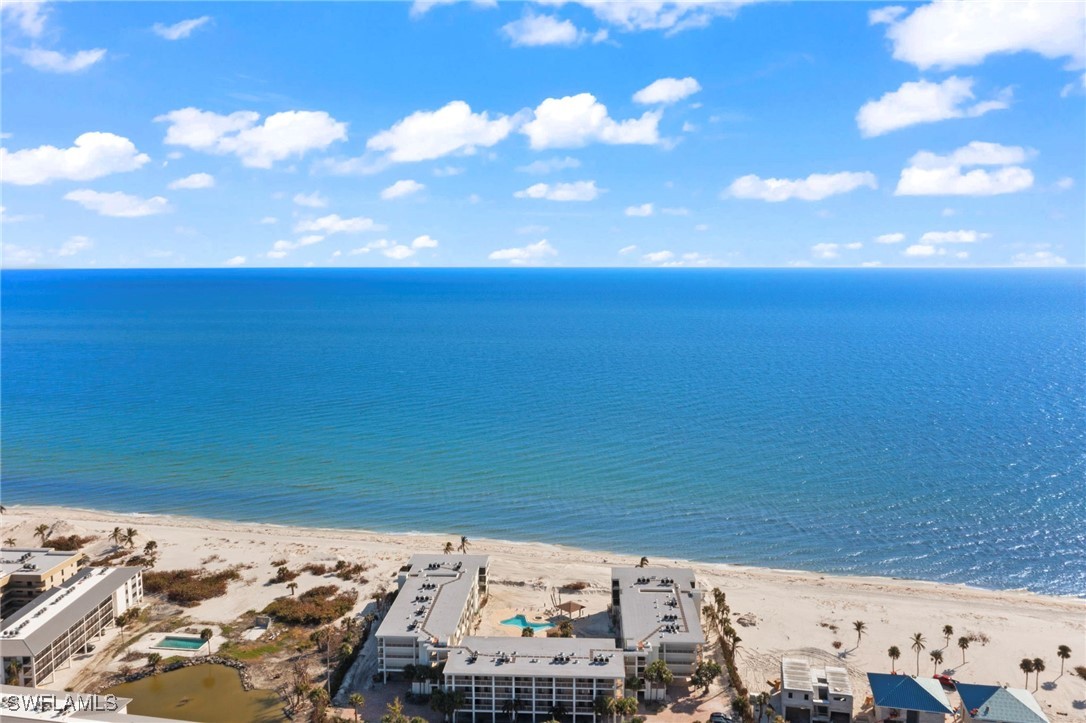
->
{"left": 2, "top": 269, "right": 1083, "bottom": 596}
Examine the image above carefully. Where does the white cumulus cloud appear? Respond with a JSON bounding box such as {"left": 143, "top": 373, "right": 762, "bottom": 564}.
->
{"left": 502, "top": 13, "right": 592, "bottom": 46}
{"left": 811, "top": 243, "right": 840, "bottom": 259}
{"left": 224, "top": 255, "right": 246, "bottom": 266}
{"left": 1, "top": 1, "right": 50, "bottom": 37}
{"left": 619, "top": 245, "right": 639, "bottom": 255}
{"left": 489, "top": 239, "right": 557, "bottom": 265}
{"left": 15, "top": 47, "right": 106, "bottom": 73}
{"left": 514, "top": 180, "right": 601, "bottom": 201}
{"left": 919, "top": 229, "right": 990, "bottom": 244}
{"left": 64, "top": 189, "right": 171, "bottom": 217}
{"left": 380, "top": 179, "right": 426, "bottom": 200}
{"left": 1012, "top": 250, "right": 1067, "bottom": 267}
{"left": 558, "top": 1, "right": 754, "bottom": 35}
{"left": 516, "top": 156, "right": 581, "bottom": 174}
{"left": 294, "top": 214, "right": 384, "bottom": 234}
{"left": 878, "top": 1, "right": 1086, "bottom": 70}
{"left": 367, "top": 101, "right": 514, "bottom": 163}
{"left": 633, "top": 77, "right": 701, "bottom": 105}
{"left": 857, "top": 76, "right": 1010, "bottom": 137}
{"left": 904, "top": 244, "right": 939, "bottom": 257}
{"left": 156, "top": 107, "right": 347, "bottom": 168}
{"left": 642, "top": 250, "right": 675, "bottom": 263}
{"left": 895, "top": 141, "right": 1035, "bottom": 196}
{"left": 522, "top": 93, "right": 660, "bottom": 149}
{"left": 153, "top": 16, "right": 212, "bottom": 40}
{"left": 293, "top": 192, "right": 328, "bottom": 208}
{"left": 168, "top": 172, "right": 215, "bottom": 190}
{"left": 1, "top": 132, "right": 149, "bottom": 185}
{"left": 726, "top": 171, "right": 877, "bottom": 202}
{"left": 56, "top": 235, "right": 93, "bottom": 257}
{"left": 625, "top": 203, "right": 654, "bottom": 217}
{"left": 875, "top": 232, "right": 905, "bottom": 244}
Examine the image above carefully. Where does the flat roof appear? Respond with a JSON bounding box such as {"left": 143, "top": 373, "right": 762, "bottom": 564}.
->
{"left": 1, "top": 548, "right": 80, "bottom": 581}
{"left": 611, "top": 567, "right": 704, "bottom": 648}
{"left": 822, "top": 666, "right": 852, "bottom": 696}
{"left": 782, "top": 658, "right": 813, "bottom": 691}
{"left": 1, "top": 567, "right": 141, "bottom": 657}
{"left": 0, "top": 685, "right": 176, "bottom": 722}
{"left": 376, "top": 554, "right": 489, "bottom": 644}
{"left": 445, "top": 636, "right": 625, "bottom": 679}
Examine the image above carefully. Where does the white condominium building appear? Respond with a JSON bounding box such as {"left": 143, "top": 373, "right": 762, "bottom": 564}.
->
{"left": 376, "top": 554, "right": 490, "bottom": 682}
{"left": 610, "top": 567, "right": 705, "bottom": 694}
{"left": 444, "top": 636, "right": 626, "bottom": 723}
{"left": 1, "top": 567, "right": 143, "bottom": 688}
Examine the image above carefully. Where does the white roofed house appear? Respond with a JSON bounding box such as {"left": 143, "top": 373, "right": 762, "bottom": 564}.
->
{"left": 375, "top": 554, "right": 490, "bottom": 685}
{"left": 780, "top": 658, "right": 854, "bottom": 723}
{"left": 610, "top": 567, "right": 705, "bottom": 700}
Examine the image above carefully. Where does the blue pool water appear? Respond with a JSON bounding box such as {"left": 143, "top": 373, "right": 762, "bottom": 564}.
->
{"left": 2, "top": 269, "right": 1083, "bottom": 596}
{"left": 155, "top": 636, "right": 207, "bottom": 650}
{"left": 501, "top": 615, "right": 555, "bottom": 631}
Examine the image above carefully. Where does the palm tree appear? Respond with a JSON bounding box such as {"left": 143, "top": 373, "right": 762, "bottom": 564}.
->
{"left": 443, "top": 541, "right": 454, "bottom": 555}
{"left": 4, "top": 537, "right": 15, "bottom": 547}
{"left": 521, "top": 626, "right": 534, "bottom": 638}
{"left": 548, "top": 703, "right": 568, "bottom": 722}
{"left": 910, "top": 633, "right": 926, "bottom": 676}
{"left": 147, "top": 652, "right": 162, "bottom": 672}
{"left": 1019, "top": 658, "right": 1034, "bottom": 688}
{"left": 34, "top": 524, "right": 50, "bottom": 545}
{"left": 957, "top": 637, "right": 969, "bottom": 664}
{"left": 930, "top": 650, "right": 943, "bottom": 674}
{"left": 592, "top": 695, "right": 615, "bottom": 723}
{"left": 1032, "top": 658, "right": 1045, "bottom": 690}
{"left": 6, "top": 660, "right": 22, "bottom": 686}
{"left": 458, "top": 536, "right": 469, "bottom": 553}
{"left": 110, "top": 527, "right": 124, "bottom": 548}
{"left": 638, "top": 557, "right": 649, "bottom": 568}
{"left": 349, "top": 692, "right": 365, "bottom": 721}
{"left": 942, "top": 624, "right": 954, "bottom": 646}
{"left": 643, "top": 659, "right": 673, "bottom": 691}
{"left": 615, "top": 696, "right": 638, "bottom": 723}
{"left": 853, "top": 621, "right": 867, "bottom": 647}
{"left": 124, "top": 527, "right": 138, "bottom": 549}
{"left": 287, "top": 581, "right": 298, "bottom": 595}
{"left": 501, "top": 700, "right": 516, "bottom": 721}
{"left": 1075, "top": 665, "right": 1086, "bottom": 681}
{"left": 1057, "top": 645, "right": 1071, "bottom": 675}
{"left": 888, "top": 646, "right": 901, "bottom": 673}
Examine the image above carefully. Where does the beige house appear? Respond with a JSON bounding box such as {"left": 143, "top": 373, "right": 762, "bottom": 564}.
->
{"left": 376, "top": 554, "right": 490, "bottom": 683}
{"left": 1, "top": 548, "right": 83, "bottom": 618}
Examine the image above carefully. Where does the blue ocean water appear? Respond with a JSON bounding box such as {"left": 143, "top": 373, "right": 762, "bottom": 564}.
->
{"left": 2, "top": 269, "right": 1083, "bottom": 596}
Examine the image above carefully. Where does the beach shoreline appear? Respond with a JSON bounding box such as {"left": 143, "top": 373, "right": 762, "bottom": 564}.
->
{"left": 3, "top": 504, "right": 1083, "bottom": 718}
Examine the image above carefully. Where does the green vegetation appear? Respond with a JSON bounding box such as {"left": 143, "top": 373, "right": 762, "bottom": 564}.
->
{"left": 44, "top": 534, "right": 97, "bottom": 551}
{"left": 690, "top": 660, "right": 723, "bottom": 694}
{"left": 143, "top": 568, "right": 242, "bottom": 606}
{"left": 271, "top": 566, "right": 300, "bottom": 584}
{"left": 702, "top": 588, "right": 752, "bottom": 723}
{"left": 263, "top": 584, "right": 358, "bottom": 625}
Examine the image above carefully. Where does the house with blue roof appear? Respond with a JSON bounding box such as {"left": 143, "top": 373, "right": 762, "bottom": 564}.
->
{"left": 866, "top": 673, "right": 953, "bottom": 723}
{"left": 956, "top": 683, "right": 1048, "bottom": 723}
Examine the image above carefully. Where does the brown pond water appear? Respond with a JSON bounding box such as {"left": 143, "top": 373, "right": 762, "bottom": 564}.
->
{"left": 105, "top": 664, "right": 285, "bottom": 722}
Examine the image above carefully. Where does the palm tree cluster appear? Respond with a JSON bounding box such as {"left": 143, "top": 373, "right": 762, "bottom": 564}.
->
{"left": 702, "top": 587, "right": 752, "bottom": 723}
{"left": 109, "top": 526, "right": 140, "bottom": 549}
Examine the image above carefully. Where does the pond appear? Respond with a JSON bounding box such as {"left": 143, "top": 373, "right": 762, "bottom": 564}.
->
{"left": 106, "top": 664, "right": 285, "bottom": 722}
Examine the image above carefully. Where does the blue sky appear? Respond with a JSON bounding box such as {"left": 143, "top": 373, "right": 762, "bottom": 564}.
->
{"left": 1, "top": 0, "right": 1083, "bottom": 268}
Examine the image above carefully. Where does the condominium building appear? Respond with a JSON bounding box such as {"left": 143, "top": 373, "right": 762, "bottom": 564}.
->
{"left": 780, "top": 658, "right": 853, "bottom": 723}
{"left": 610, "top": 567, "right": 705, "bottom": 694}
{"left": 376, "top": 554, "right": 490, "bottom": 682}
{"left": 1, "top": 567, "right": 143, "bottom": 687}
{"left": 443, "top": 636, "right": 625, "bottom": 723}
{"left": 1, "top": 548, "right": 83, "bottom": 618}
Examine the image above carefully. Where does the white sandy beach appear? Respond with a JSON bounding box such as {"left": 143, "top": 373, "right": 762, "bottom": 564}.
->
{"left": 3, "top": 505, "right": 1083, "bottom": 720}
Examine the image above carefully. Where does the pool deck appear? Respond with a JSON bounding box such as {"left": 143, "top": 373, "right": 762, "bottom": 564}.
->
{"left": 132, "top": 628, "right": 225, "bottom": 659}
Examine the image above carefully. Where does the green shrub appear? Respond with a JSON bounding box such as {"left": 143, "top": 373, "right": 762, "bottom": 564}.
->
{"left": 263, "top": 585, "right": 358, "bottom": 625}
{"left": 45, "top": 534, "right": 97, "bottom": 552}
{"left": 143, "top": 568, "right": 241, "bottom": 606}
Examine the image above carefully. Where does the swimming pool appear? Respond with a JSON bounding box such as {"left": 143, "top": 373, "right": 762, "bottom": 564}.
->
{"left": 501, "top": 614, "right": 554, "bottom": 631}
{"left": 154, "top": 635, "right": 208, "bottom": 651}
